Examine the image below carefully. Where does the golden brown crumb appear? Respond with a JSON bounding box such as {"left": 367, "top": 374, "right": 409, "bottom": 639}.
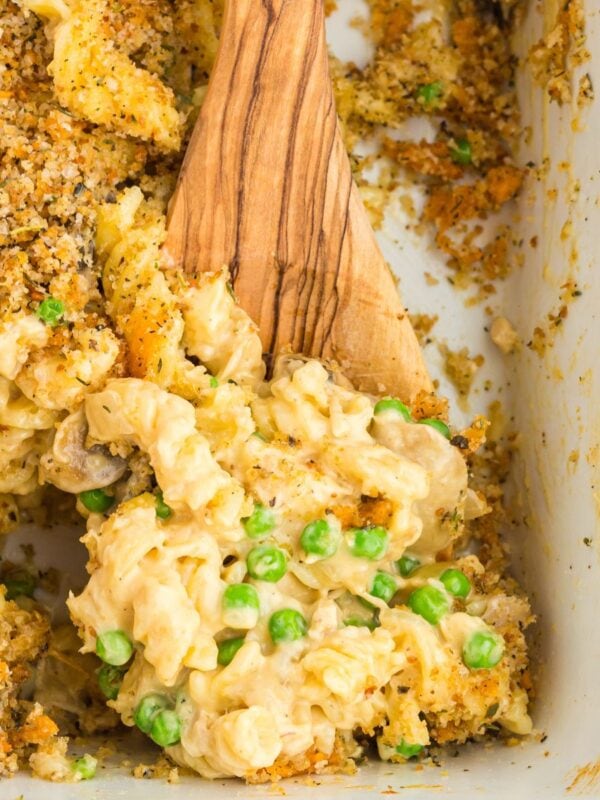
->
{"left": 490, "top": 317, "right": 520, "bottom": 354}
{"left": 425, "top": 166, "right": 524, "bottom": 233}
{"left": 246, "top": 735, "right": 357, "bottom": 783}
{"left": 440, "top": 344, "right": 484, "bottom": 398}
{"left": 332, "top": 0, "right": 525, "bottom": 291}
{"left": 27, "top": 726, "right": 73, "bottom": 782}
{"left": 383, "top": 139, "right": 463, "bottom": 181}
{"left": 457, "top": 415, "right": 490, "bottom": 455}
{"left": 408, "top": 313, "right": 438, "bottom": 347}
{"left": 133, "top": 755, "right": 181, "bottom": 781}
{"left": 577, "top": 73, "right": 594, "bottom": 108}
{"left": 526, "top": 280, "right": 582, "bottom": 357}
{"left": 529, "top": 0, "right": 588, "bottom": 105}
{"left": 331, "top": 496, "right": 394, "bottom": 530}
{"left": 411, "top": 390, "right": 450, "bottom": 422}
{"left": 0, "top": 590, "right": 62, "bottom": 777}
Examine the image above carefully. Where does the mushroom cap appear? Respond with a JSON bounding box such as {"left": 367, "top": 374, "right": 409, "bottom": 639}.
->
{"left": 40, "top": 407, "right": 127, "bottom": 494}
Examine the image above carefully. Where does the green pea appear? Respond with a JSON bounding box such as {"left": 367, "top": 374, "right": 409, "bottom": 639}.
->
{"left": 97, "top": 664, "right": 124, "bottom": 700}
{"left": 134, "top": 693, "right": 169, "bottom": 734}
{"left": 222, "top": 583, "right": 260, "bottom": 628}
{"left": 223, "top": 583, "right": 260, "bottom": 610}
{"left": 36, "top": 296, "right": 65, "bottom": 326}
{"left": 268, "top": 609, "right": 308, "bottom": 644}
{"left": 396, "top": 555, "right": 420, "bottom": 577}
{"left": 246, "top": 545, "right": 287, "bottom": 582}
{"left": 370, "top": 572, "right": 397, "bottom": 604}
{"left": 242, "top": 503, "right": 276, "bottom": 539}
{"left": 450, "top": 138, "right": 472, "bottom": 165}
{"left": 71, "top": 754, "right": 97, "bottom": 780}
{"left": 79, "top": 489, "right": 114, "bottom": 513}
{"left": 440, "top": 568, "right": 471, "bottom": 598}
{"left": 395, "top": 740, "right": 423, "bottom": 759}
{"left": 373, "top": 397, "right": 411, "bottom": 422}
{"left": 150, "top": 709, "right": 181, "bottom": 747}
{"left": 95, "top": 630, "right": 133, "bottom": 666}
{"left": 417, "top": 81, "right": 444, "bottom": 106}
{"left": 155, "top": 490, "right": 172, "bottom": 520}
{"left": 3, "top": 569, "right": 36, "bottom": 601}
{"left": 209, "top": 376, "right": 219, "bottom": 388}
{"left": 217, "top": 636, "right": 245, "bottom": 666}
{"left": 407, "top": 585, "right": 450, "bottom": 624}
{"left": 348, "top": 526, "right": 389, "bottom": 560}
{"left": 418, "top": 418, "right": 451, "bottom": 439}
{"left": 300, "top": 519, "right": 340, "bottom": 560}
{"left": 462, "top": 630, "right": 504, "bottom": 670}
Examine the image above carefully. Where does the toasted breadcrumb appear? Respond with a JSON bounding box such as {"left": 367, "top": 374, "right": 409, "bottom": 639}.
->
{"left": 440, "top": 344, "right": 484, "bottom": 398}
{"left": 27, "top": 724, "right": 72, "bottom": 782}
{"left": 0, "top": 589, "right": 58, "bottom": 777}
{"left": 490, "top": 317, "right": 520, "bottom": 354}
{"left": 577, "top": 73, "right": 594, "bottom": 108}
{"left": 332, "top": 0, "right": 527, "bottom": 291}
{"left": 331, "top": 495, "right": 394, "bottom": 529}
{"left": 383, "top": 139, "right": 463, "bottom": 181}
{"left": 411, "top": 390, "right": 450, "bottom": 422}
{"left": 246, "top": 734, "right": 357, "bottom": 784}
{"left": 133, "top": 755, "right": 181, "bottom": 782}
{"left": 526, "top": 280, "right": 582, "bottom": 357}
{"left": 528, "top": 0, "right": 588, "bottom": 105}
{"left": 408, "top": 313, "right": 438, "bottom": 346}
{"left": 455, "top": 416, "right": 490, "bottom": 456}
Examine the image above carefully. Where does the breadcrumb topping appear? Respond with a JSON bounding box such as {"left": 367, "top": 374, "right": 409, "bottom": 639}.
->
{"left": 331, "top": 0, "right": 527, "bottom": 291}
{"left": 528, "top": 0, "right": 589, "bottom": 105}
{"left": 0, "top": 589, "right": 53, "bottom": 776}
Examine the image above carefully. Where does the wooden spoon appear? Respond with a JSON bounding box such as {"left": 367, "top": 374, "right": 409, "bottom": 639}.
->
{"left": 164, "top": 0, "right": 431, "bottom": 400}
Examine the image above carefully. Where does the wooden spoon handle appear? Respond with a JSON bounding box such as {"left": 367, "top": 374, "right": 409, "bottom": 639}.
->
{"left": 166, "top": 0, "right": 333, "bottom": 282}
{"left": 165, "top": 0, "right": 432, "bottom": 399}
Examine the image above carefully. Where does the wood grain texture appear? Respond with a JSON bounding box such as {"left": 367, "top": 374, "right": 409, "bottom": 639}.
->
{"left": 165, "top": 0, "right": 432, "bottom": 399}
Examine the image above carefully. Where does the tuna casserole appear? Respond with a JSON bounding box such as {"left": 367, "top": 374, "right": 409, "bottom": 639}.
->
{"left": 1, "top": 0, "right": 534, "bottom": 783}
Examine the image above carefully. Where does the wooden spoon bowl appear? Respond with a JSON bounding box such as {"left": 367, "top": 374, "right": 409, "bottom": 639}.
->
{"left": 164, "top": 0, "right": 431, "bottom": 400}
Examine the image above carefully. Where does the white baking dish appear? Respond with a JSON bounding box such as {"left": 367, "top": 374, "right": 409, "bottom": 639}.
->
{"left": 8, "top": 0, "right": 599, "bottom": 797}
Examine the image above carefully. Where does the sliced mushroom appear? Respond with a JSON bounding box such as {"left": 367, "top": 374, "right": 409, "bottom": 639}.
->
{"left": 40, "top": 408, "right": 127, "bottom": 494}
